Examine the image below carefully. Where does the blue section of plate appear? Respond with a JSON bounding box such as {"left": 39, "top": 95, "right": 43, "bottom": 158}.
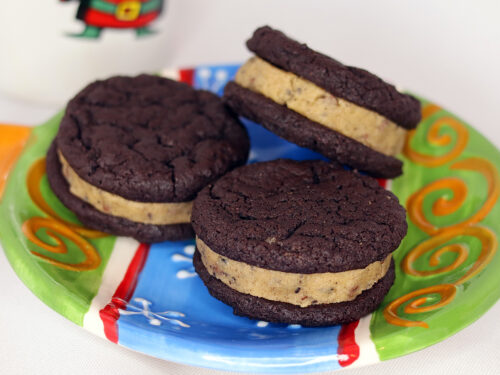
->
{"left": 194, "top": 64, "right": 240, "bottom": 96}
{"left": 117, "top": 241, "right": 342, "bottom": 373}
{"left": 116, "top": 64, "right": 342, "bottom": 373}
{"left": 194, "top": 63, "right": 327, "bottom": 164}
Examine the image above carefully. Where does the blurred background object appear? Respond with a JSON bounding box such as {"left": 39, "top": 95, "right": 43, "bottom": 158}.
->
{"left": 0, "top": 0, "right": 170, "bottom": 104}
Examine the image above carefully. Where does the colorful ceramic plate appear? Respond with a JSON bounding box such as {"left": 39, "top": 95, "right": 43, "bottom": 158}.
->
{"left": 1, "top": 64, "right": 500, "bottom": 374}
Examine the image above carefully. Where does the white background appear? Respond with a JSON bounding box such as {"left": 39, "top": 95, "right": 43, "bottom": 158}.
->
{"left": 1, "top": 0, "right": 500, "bottom": 374}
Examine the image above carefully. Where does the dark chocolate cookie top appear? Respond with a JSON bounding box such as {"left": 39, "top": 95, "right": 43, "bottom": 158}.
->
{"left": 57, "top": 74, "right": 249, "bottom": 202}
{"left": 247, "top": 26, "right": 421, "bottom": 129}
{"left": 192, "top": 159, "right": 407, "bottom": 273}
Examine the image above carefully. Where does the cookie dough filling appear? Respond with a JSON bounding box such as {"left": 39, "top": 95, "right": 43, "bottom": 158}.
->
{"left": 235, "top": 57, "right": 407, "bottom": 156}
{"left": 58, "top": 151, "right": 193, "bottom": 225}
{"left": 197, "top": 237, "right": 392, "bottom": 307}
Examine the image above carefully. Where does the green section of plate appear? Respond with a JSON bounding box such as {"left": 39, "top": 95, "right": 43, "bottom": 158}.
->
{"left": 0, "top": 113, "right": 116, "bottom": 325}
{"left": 371, "top": 101, "right": 500, "bottom": 360}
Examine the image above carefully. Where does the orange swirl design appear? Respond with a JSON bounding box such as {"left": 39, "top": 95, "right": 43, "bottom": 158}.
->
{"left": 22, "top": 217, "right": 101, "bottom": 271}
{"left": 407, "top": 157, "right": 500, "bottom": 235}
{"left": 22, "top": 158, "right": 106, "bottom": 271}
{"left": 404, "top": 243, "right": 468, "bottom": 277}
{"left": 384, "top": 284, "right": 456, "bottom": 328}
{"left": 402, "top": 226, "right": 497, "bottom": 284}
{"left": 384, "top": 103, "right": 499, "bottom": 329}
{"left": 386, "top": 225, "right": 497, "bottom": 328}
{"left": 403, "top": 104, "right": 469, "bottom": 167}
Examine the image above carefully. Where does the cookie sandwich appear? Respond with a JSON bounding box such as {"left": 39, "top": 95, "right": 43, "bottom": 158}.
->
{"left": 47, "top": 75, "right": 249, "bottom": 243}
{"left": 191, "top": 159, "right": 407, "bottom": 326}
{"left": 224, "top": 26, "right": 421, "bottom": 178}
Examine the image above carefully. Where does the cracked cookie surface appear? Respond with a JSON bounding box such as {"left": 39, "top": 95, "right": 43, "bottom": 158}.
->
{"left": 57, "top": 74, "right": 250, "bottom": 203}
{"left": 191, "top": 159, "right": 407, "bottom": 273}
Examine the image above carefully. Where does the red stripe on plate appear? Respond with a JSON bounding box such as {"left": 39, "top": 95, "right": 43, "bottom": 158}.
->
{"left": 337, "top": 320, "right": 360, "bottom": 367}
{"left": 376, "top": 178, "right": 387, "bottom": 188}
{"left": 99, "top": 243, "right": 151, "bottom": 343}
{"left": 179, "top": 69, "right": 195, "bottom": 85}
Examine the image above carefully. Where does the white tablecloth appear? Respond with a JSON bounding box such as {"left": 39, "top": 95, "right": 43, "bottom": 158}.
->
{"left": 1, "top": 1, "right": 499, "bottom": 374}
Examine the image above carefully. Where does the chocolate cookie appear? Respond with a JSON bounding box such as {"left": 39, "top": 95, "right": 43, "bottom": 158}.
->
{"left": 223, "top": 26, "right": 421, "bottom": 178}
{"left": 49, "top": 74, "right": 249, "bottom": 243}
{"left": 191, "top": 159, "right": 407, "bottom": 326}
{"left": 192, "top": 159, "right": 407, "bottom": 272}
{"left": 246, "top": 26, "right": 421, "bottom": 129}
